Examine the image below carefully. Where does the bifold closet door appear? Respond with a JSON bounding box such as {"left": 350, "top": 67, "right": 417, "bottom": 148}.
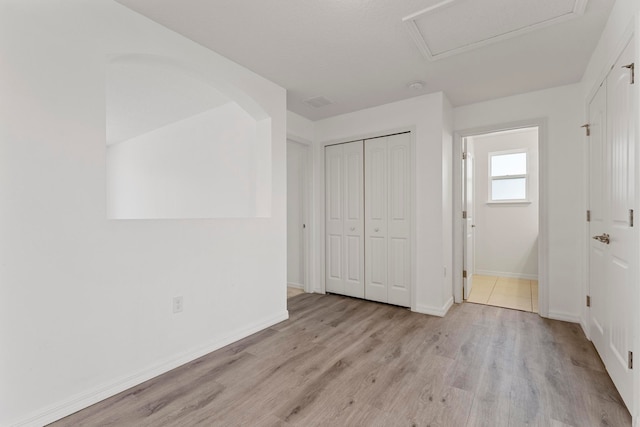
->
{"left": 365, "top": 133, "right": 411, "bottom": 307}
{"left": 325, "top": 141, "right": 365, "bottom": 298}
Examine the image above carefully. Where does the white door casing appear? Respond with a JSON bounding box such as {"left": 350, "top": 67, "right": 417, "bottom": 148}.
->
{"left": 325, "top": 142, "right": 365, "bottom": 298}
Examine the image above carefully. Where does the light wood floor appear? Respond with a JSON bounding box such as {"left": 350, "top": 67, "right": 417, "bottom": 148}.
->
{"left": 51, "top": 293, "right": 631, "bottom": 426}
{"left": 467, "top": 275, "right": 538, "bottom": 313}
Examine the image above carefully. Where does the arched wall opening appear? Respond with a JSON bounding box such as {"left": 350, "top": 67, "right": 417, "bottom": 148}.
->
{"left": 106, "top": 54, "right": 271, "bottom": 219}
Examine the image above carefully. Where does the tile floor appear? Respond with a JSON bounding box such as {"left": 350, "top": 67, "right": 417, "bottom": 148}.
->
{"left": 287, "top": 286, "right": 305, "bottom": 298}
{"left": 466, "top": 275, "right": 538, "bottom": 313}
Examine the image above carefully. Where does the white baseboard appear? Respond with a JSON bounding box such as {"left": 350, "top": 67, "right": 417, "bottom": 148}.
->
{"left": 287, "top": 282, "right": 304, "bottom": 289}
{"left": 547, "top": 310, "right": 581, "bottom": 324}
{"left": 10, "top": 311, "right": 289, "bottom": 427}
{"left": 580, "top": 316, "right": 590, "bottom": 341}
{"left": 474, "top": 269, "right": 538, "bottom": 280}
{"left": 414, "top": 297, "right": 454, "bottom": 317}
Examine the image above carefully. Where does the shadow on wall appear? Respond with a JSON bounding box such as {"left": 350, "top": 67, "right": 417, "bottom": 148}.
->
{"left": 105, "top": 54, "right": 272, "bottom": 219}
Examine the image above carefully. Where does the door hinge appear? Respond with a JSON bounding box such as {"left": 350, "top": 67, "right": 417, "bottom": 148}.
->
{"left": 630, "top": 209, "right": 634, "bottom": 227}
{"left": 581, "top": 124, "right": 591, "bottom": 136}
{"left": 463, "top": 270, "right": 467, "bottom": 279}
{"left": 629, "top": 351, "right": 633, "bottom": 369}
{"left": 622, "top": 63, "right": 635, "bottom": 84}
{"left": 462, "top": 211, "right": 467, "bottom": 219}
{"left": 462, "top": 152, "right": 467, "bottom": 160}
{"left": 586, "top": 295, "right": 591, "bottom": 307}
{"left": 587, "top": 210, "right": 591, "bottom": 222}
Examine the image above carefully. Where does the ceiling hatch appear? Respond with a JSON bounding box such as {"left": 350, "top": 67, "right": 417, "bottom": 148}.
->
{"left": 403, "top": 0, "right": 589, "bottom": 61}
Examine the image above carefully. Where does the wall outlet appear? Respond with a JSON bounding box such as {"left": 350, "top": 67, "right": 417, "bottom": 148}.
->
{"left": 172, "top": 296, "right": 183, "bottom": 313}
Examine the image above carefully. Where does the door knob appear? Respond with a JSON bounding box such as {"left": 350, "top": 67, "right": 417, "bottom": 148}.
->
{"left": 592, "top": 233, "right": 610, "bottom": 244}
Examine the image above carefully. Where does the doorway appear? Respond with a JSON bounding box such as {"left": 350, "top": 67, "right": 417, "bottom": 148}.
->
{"left": 461, "top": 127, "right": 540, "bottom": 312}
{"left": 287, "top": 140, "right": 311, "bottom": 299}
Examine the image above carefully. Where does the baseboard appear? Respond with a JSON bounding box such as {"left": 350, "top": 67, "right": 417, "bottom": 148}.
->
{"left": 414, "top": 297, "right": 454, "bottom": 317}
{"left": 474, "top": 269, "right": 538, "bottom": 280}
{"left": 580, "top": 316, "right": 590, "bottom": 340}
{"left": 10, "top": 310, "right": 289, "bottom": 427}
{"left": 547, "top": 310, "right": 581, "bottom": 324}
{"left": 287, "top": 282, "right": 304, "bottom": 289}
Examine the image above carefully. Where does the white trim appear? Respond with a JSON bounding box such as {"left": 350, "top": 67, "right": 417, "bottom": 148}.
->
{"left": 414, "top": 297, "right": 454, "bottom": 317}
{"left": 547, "top": 311, "right": 581, "bottom": 324}
{"left": 474, "top": 269, "right": 538, "bottom": 280}
{"left": 453, "top": 119, "right": 548, "bottom": 317}
{"left": 287, "top": 282, "right": 304, "bottom": 289}
{"left": 10, "top": 311, "right": 289, "bottom": 427}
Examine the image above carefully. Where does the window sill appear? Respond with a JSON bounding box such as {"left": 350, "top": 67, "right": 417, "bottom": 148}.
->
{"left": 486, "top": 200, "right": 532, "bottom": 206}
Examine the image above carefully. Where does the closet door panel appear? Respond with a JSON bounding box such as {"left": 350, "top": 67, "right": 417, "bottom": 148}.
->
{"left": 387, "top": 133, "right": 411, "bottom": 307}
{"left": 342, "top": 141, "right": 365, "bottom": 298}
{"left": 325, "top": 144, "right": 344, "bottom": 294}
{"left": 365, "top": 138, "right": 388, "bottom": 303}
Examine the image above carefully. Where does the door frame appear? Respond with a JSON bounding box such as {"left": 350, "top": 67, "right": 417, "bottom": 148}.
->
{"left": 286, "top": 137, "right": 314, "bottom": 294}
{"left": 452, "top": 119, "right": 549, "bottom": 318}
{"left": 318, "top": 126, "right": 417, "bottom": 310}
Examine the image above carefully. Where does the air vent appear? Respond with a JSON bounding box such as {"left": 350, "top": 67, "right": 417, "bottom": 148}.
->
{"left": 304, "top": 96, "right": 333, "bottom": 108}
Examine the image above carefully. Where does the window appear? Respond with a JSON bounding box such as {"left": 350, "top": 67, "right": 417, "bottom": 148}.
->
{"left": 489, "top": 150, "right": 528, "bottom": 202}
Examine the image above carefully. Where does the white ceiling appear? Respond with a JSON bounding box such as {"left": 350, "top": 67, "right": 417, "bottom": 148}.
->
{"left": 114, "top": 0, "right": 614, "bottom": 121}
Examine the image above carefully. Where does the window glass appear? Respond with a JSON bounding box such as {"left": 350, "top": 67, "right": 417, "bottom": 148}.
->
{"left": 491, "top": 152, "right": 526, "bottom": 177}
{"left": 492, "top": 178, "right": 526, "bottom": 200}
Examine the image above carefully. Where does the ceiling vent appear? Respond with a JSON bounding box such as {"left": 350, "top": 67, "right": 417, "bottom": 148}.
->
{"left": 304, "top": 96, "right": 333, "bottom": 108}
{"left": 403, "top": 0, "right": 588, "bottom": 61}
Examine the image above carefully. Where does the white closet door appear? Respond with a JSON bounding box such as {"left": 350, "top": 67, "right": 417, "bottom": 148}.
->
{"left": 364, "top": 138, "right": 388, "bottom": 303}
{"left": 386, "top": 133, "right": 411, "bottom": 307}
{"left": 365, "top": 133, "right": 411, "bottom": 307}
{"left": 325, "top": 142, "right": 364, "bottom": 298}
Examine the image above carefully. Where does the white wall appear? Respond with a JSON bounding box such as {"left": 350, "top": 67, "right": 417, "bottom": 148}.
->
{"left": 314, "top": 93, "right": 454, "bottom": 316}
{"left": 454, "top": 84, "right": 583, "bottom": 321}
{"left": 0, "top": 2, "right": 286, "bottom": 426}
{"left": 470, "top": 128, "right": 539, "bottom": 279}
{"left": 108, "top": 103, "right": 260, "bottom": 219}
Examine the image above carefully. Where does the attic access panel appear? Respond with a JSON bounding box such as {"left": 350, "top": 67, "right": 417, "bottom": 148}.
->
{"left": 403, "top": 0, "right": 588, "bottom": 61}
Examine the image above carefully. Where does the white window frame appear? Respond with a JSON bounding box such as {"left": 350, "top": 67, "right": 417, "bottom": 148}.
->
{"left": 488, "top": 148, "right": 529, "bottom": 204}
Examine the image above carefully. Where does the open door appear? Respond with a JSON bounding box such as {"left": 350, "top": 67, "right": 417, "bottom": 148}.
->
{"left": 463, "top": 138, "right": 474, "bottom": 299}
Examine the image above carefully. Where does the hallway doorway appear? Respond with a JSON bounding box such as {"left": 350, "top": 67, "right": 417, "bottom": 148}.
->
{"left": 462, "top": 127, "right": 540, "bottom": 312}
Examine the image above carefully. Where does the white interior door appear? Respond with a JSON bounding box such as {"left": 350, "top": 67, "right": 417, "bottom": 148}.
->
{"left": 588, "top": 81, "right": 607, "bottom": 358}
{"left": 364, "top": 133, "right": 411, "bottom": 307}
{"left": 286, "top": 140, "right": 307, "bottom": 289}
{"left": 603, "top": 38, "right": 635, "bottom": 410}
{"left": 325, "top": 142, "right": 364, "bottom": 298}
{"left": 463, "top": 140, "right": 475, "bottom": 299}
{"left": 588, "top": 38, "right": 636, "bottom": 411}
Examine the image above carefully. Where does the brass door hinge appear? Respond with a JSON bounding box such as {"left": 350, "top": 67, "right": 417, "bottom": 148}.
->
{"left": 629, "top": 351, "right": 633, "bottom": 369}
{"left": 462, "top": 211, "right": 467, "bottom": 219}
{"left": 581, "top": 124, "right": 591, "bottom": 136}
{"left": 623, "top": 63, "right": 635, "bottom": 84}
{"left": 462, "top": 152, "right": 467, "bottom": 160}
{"left": 587, "top": 210, "right": 591, "bottom": 222}
{"left": 586, "top": 295, "right": 591, "bottom": 307}
{"left": 463, "top": 270, "right": 467, "bottom": 279}
{"left": 630, "top": 209, "right": 634, "bottom": 227}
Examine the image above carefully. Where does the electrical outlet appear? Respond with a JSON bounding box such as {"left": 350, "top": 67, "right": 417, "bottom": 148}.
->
{"left": 172, "top": 296, "right": 183, "bottom": 313}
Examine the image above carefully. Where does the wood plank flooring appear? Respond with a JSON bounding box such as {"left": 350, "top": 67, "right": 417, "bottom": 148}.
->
{"left": 50, "top": 293, "right": 631, "bottom": 427}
